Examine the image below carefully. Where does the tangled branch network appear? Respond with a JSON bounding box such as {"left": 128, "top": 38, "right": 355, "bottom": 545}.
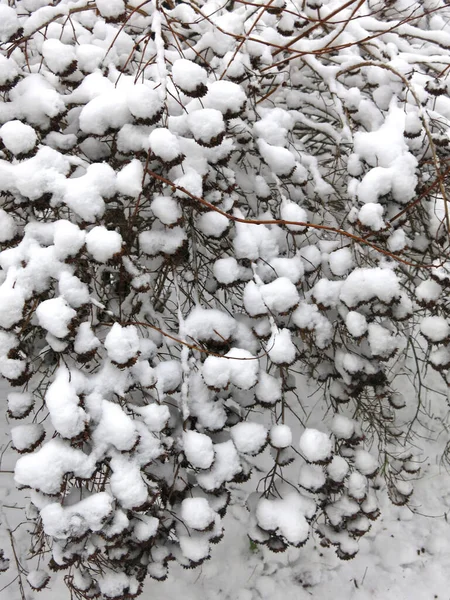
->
{"left": 0, "top": 0, "right": 450, "bottom": 597}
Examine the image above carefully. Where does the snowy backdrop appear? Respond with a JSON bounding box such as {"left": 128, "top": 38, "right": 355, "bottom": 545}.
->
{"left": 1, "top": 0, "right": 450, "bottom": 599}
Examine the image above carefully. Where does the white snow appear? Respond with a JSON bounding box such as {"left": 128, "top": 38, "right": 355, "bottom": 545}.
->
{"left": 197, "top": 440, "right": 241, "bottom": 492}
{"left": 11, "top": 423, "right": 44, "bottom": 452}
{"left": 255, "top": 371, "right": 282, "bottom": 405}
{"left": 26, "top": 570, "right": 49, "bottom": 591}
{"left": 95, "top": 0, "right": 125, "bottom": 19}
{"left": 36, "top": 297, "right": 76, "bottom": 338}
{"left": 345, "top": 311, "right": 368, "bottom": 337}
{"left": 117, "top": 160, "right": 144, "bottom": 198}
{"left": 45, "top": 366, "right": 87, "bottom": 439}
{"left": 183, "top": 430, "right": 214, "bottom": 469}
{"left": 299, "top": 429, "right": 332, "bottom": 463}
{"left": 230, "top": 422, "right": 267, "bottom": 455}
{"left": 93, "top": 400, "right": 137, "bottom": 452}
{"left": 188, "top": 109, "right": 225, "bottom": 145}
{"left": 299, "top": 464, "right": 326, "bottom": 491}
{"left": 15, "top": 438, "right": 95, "bottom": 494}
{"left": 133, "top": 403, "right": 169, "bottom": 432}
{"left": 327, "top": 455, "right": 349, "bottom": 482}
{"left": 340, "top": 267, "right": 401, "bottom": 308}
{"left": 74, "top": 322, "right": 101, "bottom": 356}
{"left": 267, "top": 328, "right": 297, "bottom": 365}
{"left": 331, "top": 415, "right": 354, "bottom": 440}
{"left": 269, "top": 424, "right": 292, "bottom": 448}
{"left": 41, "top": 39, "right": 76, "bottom": 74}
{"left": 0, "top": 209, "right": 17, "bottom": 242}
{"left": 328, "top": 247, "right": 353, "bottom": 277}
{"left": 104, "top": 323, "right": 140, "bottom": 365}
{"left": 149, "top": 128, "right": 183, "bottom": 162}
{"left": 258, "top": 139, "right": 296, "bottom": 177}
{"left": 354, "top": 449, "right": 378, "bottom": 476}
{"left": 202, "top": 348, "right": 259, "bottom": 390}
{"left": 181, "top": 498, "right": 215, "bottom": 531}
{"left": 7, "top": 391, "right": 33, "bottom": 419}
{"left": 260, "top": 277, "right": 299, "bottom": 314}
{"left": 0, "top": 121, "right": 37, "bottom": 155}
{"left": 358, "top": 203, "right": 385, "bottom": 231}
{"left": 85, "top": 226, "right": 122, "bottom": 262}
{"left": 420, "top": 316, "right": 450, "bottom": 343}
{"left": 151, "top": 196, "right": 182, "bottom": 226}
{"left": 0, "top": 5, "right": 20, "bottom": 42}
{"left": 172, "top": 59, "right": 207, "bottom": 93}
{"left": 204, "top": 81, "right": 246, "bottom": 117}
{"left": 41, "top": 492, "right": 114, "bottom": 539}
{"left": 280, "top": 201, "right": 307, "bottom": 232}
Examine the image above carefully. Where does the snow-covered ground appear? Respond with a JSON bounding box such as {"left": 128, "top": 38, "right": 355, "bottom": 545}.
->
{"left": 1, "top": 374, "right": 449, "bottom": 600}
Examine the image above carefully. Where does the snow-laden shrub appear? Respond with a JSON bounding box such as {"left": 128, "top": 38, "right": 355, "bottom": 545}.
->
{"left": 0, "top": 0, "right": 449, "bottom": 595}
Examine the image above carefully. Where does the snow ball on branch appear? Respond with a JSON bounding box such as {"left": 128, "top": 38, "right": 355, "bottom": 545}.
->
{"left": 196, "top": 440, "right": 242, "bottom": 492}
{"left": 345, "top": 311, "right": 367, "bottom": 338}
{"left": 93, "top": 400, "right": 137, "bottom": 452}
{"left": 329, "top": 247, "right": 353, "bottom": 277}
{"left": 197, "top": 211, "right": 230, "bottom": 238}
{"left": 0, "top": 121, "right": 36, "bottom": 156}
{"left": 0, "top": 209, "right": 17, "bottom": 242}
{"left": 255, "top": 493, "right": 313, "bottom": 546}
{"left": 415, "top": 279, "right": 442, "bottom": 306}
{"left": 280, "top": 201, "right": 307, "bottom": 232}
{"left": 231, "top": 422, "right": 267, "bottom": 455}
{"left": 172, "top": 59, "right": 207, "bottom": 97}
{"left": 260, "top": 277, "right": 299, "bottom": 314}
{"left": 11, "top": 423, "right": 45, "bottom": 453}
{"left": 255, "top": 371, "right": 282, "bottom": 406}
{"left": 358, "top": 203, "right": 385, "bottom": 231}
{"left": 204, "top": 81, "right": 247, "bottom": 118}
{"left": 104, "top": 323, "right": 140, "bottom": 366}
{"left": 53, "top": 220, "right": 85, "bottom": 259}
{"left": 15, "top": 438, "right": 94, "bottom": 494}
{"left": 151, "top": 196, "right": 182, "bottom": 226}
{"left": 7, "top": 391, "right": 33, "bottom": 419}
{"left": 420, "top": 315, "right": 450, "bottom": 343}
{"left": 127, "top": 85, "right": 163, "bottom": 124}
{"left": 327, "top": 456, "right": 349, "bottom": 482}
{"left": 26, "top": 570, "right": 50, "bottom": 592}
{"left": 0, "top": 5, "right": 21, "bottom": 43}
{"left": 133, "top": 403, "right": 169, "bottom": 433}
{"left": 149, "top": 128, "right": 183, "bottom": 164}
{"left": 188, "top": 109, "right": 225, "bottom": 147}
{"left": 267, "top": 328, "right": 297, "bottom": 366}
{"left": 202, "top": 348, "right": 259, "bottom": 390}
{"left": 339, "top": 267, "right": 401, "bottom": 308}
{"left": 110, "top": 456, "right": 148, "bottom": 510}
{"left": 36, "top": 297, "right": 76, "bottom": 338}
{"left": 41, "top": 39, "right": 76, "bottom": 75}
{"left": 116, "top": 159, "right": 144, "bottom": 198}
{"left": 299, "top": 428, "right": 332, "bottom": 463}
{"left": 181, "top": 498, "right": 215, "bottom": 531}
{"left": 41, "top": 492, "right": 114, "bottom": 539}
{"left": 184, "top": 307, "right": 236, "bottom": 344}
{"left": 45, "top": 366, "right": 87, "bottom": 439}
{"left": 331, "top": 415, "right": 354, "bottom": 440}
{"left": 258, "top": 139, "right": 296, "bottom": 177}
{"left": 354, "top": 450, "right": 378, "bottom": 477}
{"left": 139, "top": 226, "right": 187, "bottom": 256}
{"left": 183, "top": 430, "right": 214, "bottom": 469}
{"left": 96, "top": 0, "right": 126, "bottom": 20}
{"left": 85, "top": 226, "right": 122, "bottom": 263}
{"left": 298, "top": 464, "right": 326, "bottom": 492}
{"left": 269, "top": 424, "right": 292, "bottom": 449}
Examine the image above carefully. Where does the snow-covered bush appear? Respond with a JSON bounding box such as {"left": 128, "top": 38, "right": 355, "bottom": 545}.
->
{"left": 0, "top": 0, "right": 450, "bottom": 595}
